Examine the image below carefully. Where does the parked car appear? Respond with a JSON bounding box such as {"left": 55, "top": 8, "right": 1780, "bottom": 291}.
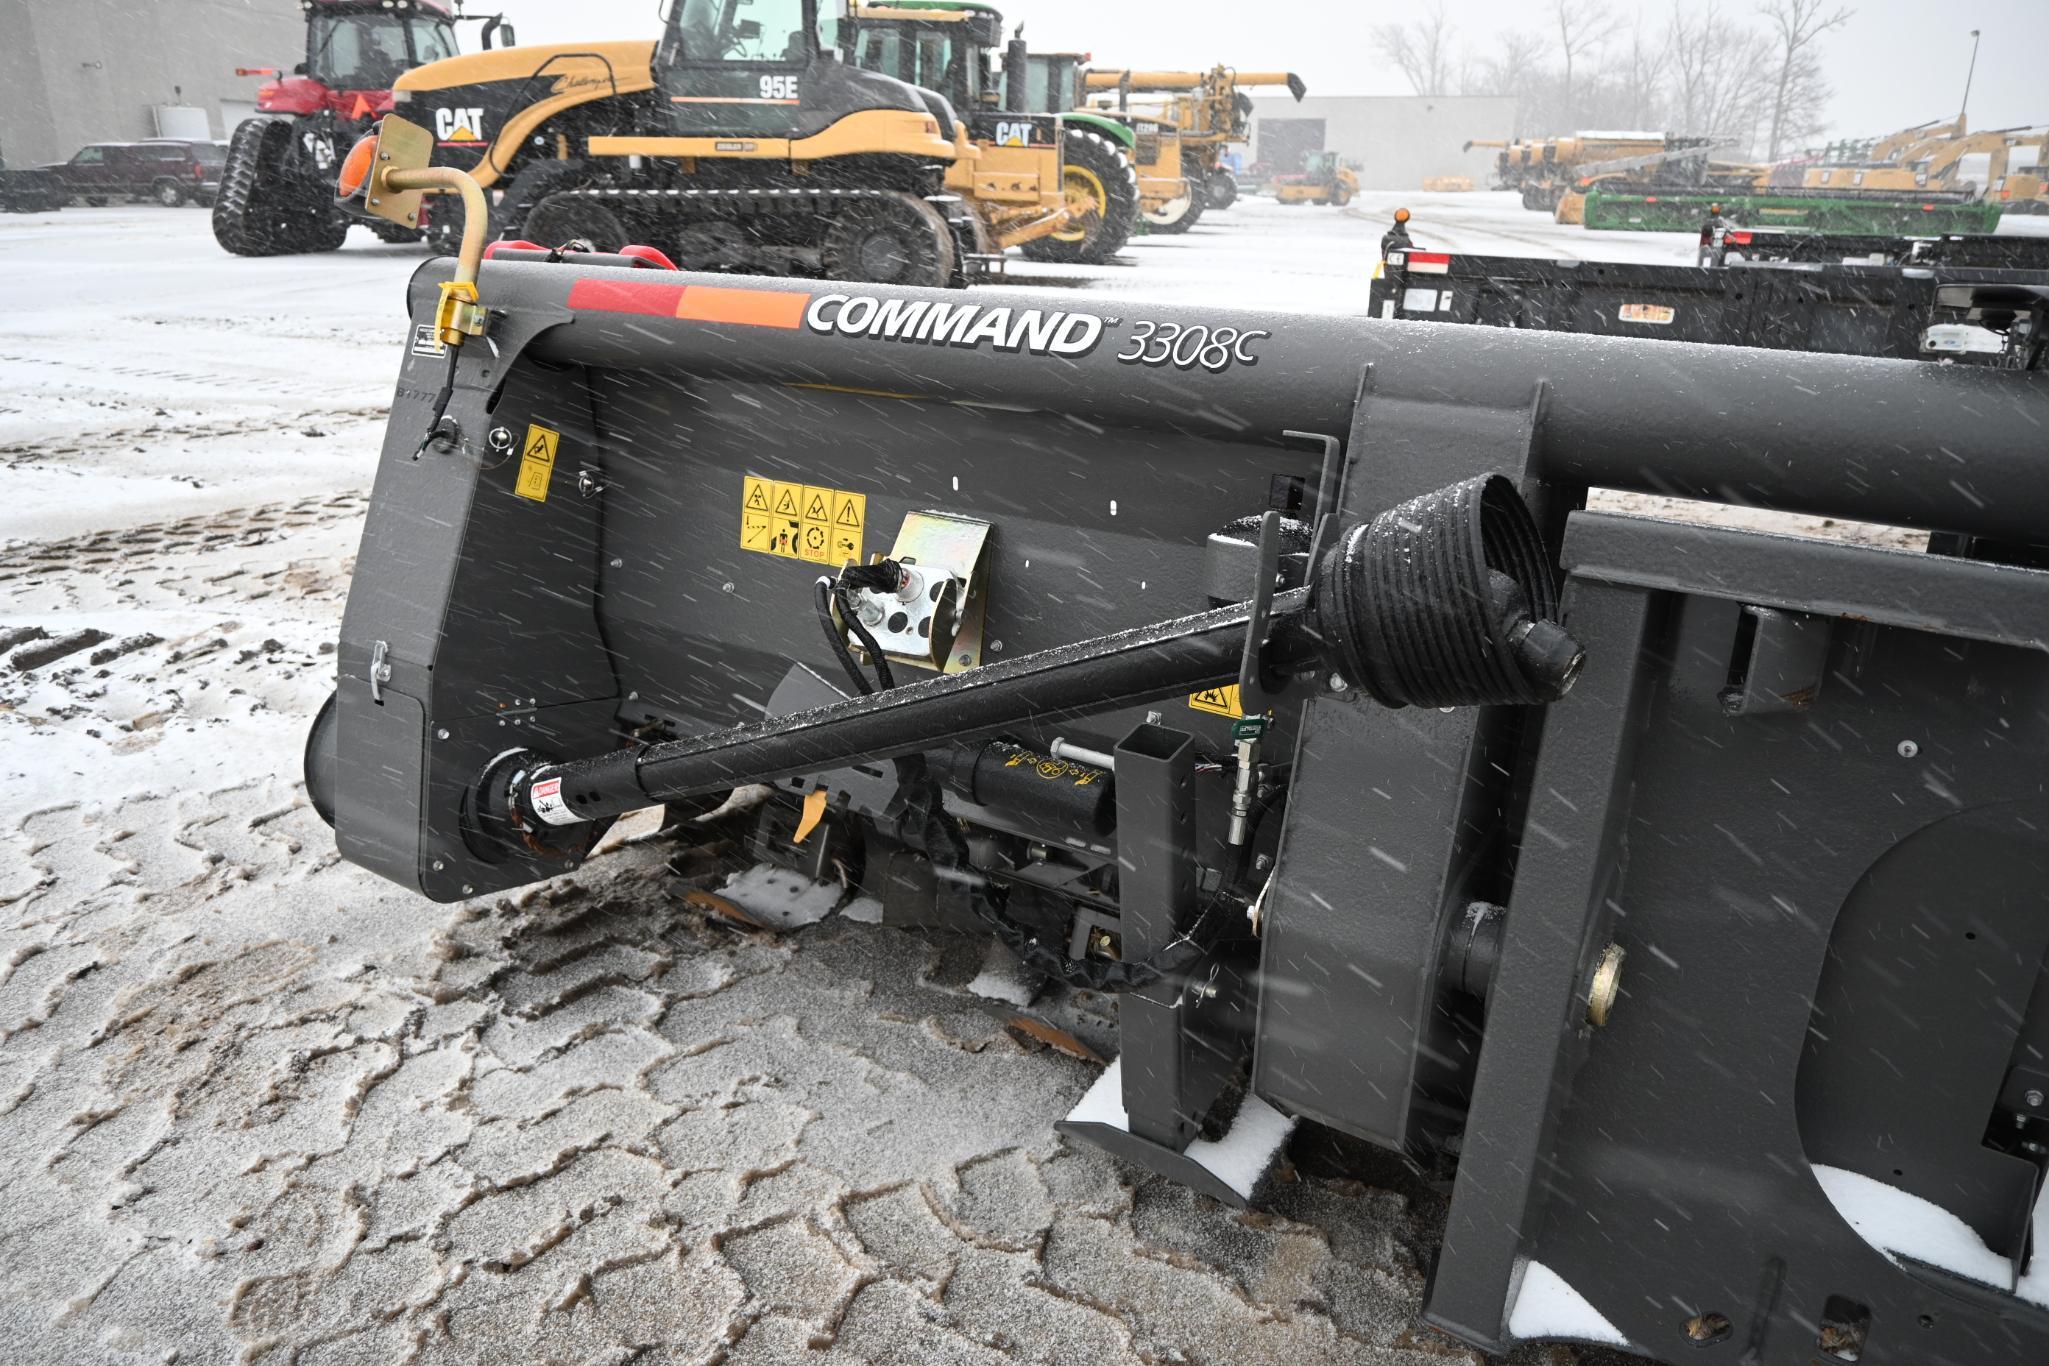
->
{"left": 0, "top": 143, "right": 64, "bottom": 213}
{"left": 42, "top": 140, "right": 227, "bottom": 207}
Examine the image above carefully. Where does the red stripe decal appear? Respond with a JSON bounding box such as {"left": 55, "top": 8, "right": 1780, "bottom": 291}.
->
{"left": 567, "top": 279, "right": 688, "bottom": 317}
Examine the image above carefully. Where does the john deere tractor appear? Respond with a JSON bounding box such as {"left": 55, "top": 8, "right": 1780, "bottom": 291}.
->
{"left": 213, "top": 0, "right": 512, "bottom": 255}
{"left": 385, "top": 0, "right": 983, "bottom": 286}
{"left": 1005, "top": 48, "right": 1199, "bottom": 235}
{"left": 844, "top": 2, "right": 1138, "bottom": 266}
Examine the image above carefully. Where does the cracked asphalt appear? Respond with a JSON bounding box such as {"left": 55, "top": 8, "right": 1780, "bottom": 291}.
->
{"left": 0, "top": 201, "right": 1659, "bottom": 1365}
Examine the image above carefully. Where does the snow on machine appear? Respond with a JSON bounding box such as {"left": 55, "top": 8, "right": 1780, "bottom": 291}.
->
{"left": 307, "top": 126, "right": 2049, "bottom": 1365}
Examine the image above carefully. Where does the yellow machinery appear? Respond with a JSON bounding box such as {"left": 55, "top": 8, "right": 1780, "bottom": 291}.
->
{"left": 1273, "top": 150, "right": 1357, "bottom": 206}
{"left": 1797, "top": 122, "right": 2048, "bottom": 200}
{"left": 1468, "top": 132, "right": 1682, "bottom": 211}
{"left": 387, "top": 1, "right": 983, "bottom": 286}
{"left": 846, "top": 3, "right": 1125, "bottom": 262}
{"left": 1083, "top": 66, "right": 1307, "bottom": 215}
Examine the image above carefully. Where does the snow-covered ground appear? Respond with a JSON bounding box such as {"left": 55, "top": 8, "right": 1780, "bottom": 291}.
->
{"left": 1, "top": 187, "right": 1994, "bottom": 1362}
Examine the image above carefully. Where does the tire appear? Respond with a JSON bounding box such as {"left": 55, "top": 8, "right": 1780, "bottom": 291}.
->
{"left": 214, "top": 115, "right": 336, "bottom": 257}
{"left": 153, "top": 179, "right": 186, "bottom": 208}
{"left": 1143, "top": 181, "right": 1208, "bottom": 234}
{"left": 1331, "top": 188, "right": 1353, "bottom": 207}
{"left": 822, "top": 193, "right": 955, "bottom": 288}
{"left": 1020, "top": 131, "right": 1140, "bottom": 265}
{"left": 304, "top": 691, "right": 338, "bottom": 829}
{"left": 524, "top": 189, "right": 629, "bottom": 252}
{"left": 84, "top": 196, "right": 108, "bottom": 207}
{"left": 1206, "top": 170, "right": 1239, "bottom": 210}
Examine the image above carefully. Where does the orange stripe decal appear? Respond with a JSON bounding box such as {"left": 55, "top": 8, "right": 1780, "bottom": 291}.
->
{"left": 675, "top": 286, "right": 810, "bottom": 329}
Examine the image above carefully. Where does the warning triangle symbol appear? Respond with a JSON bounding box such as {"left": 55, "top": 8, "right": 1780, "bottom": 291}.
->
{"left": 1195, "top": 689, "right": 1226, "bottom": 707}
{"left": 774, "top": 488, "right": 799, "bottom": 515}
{"left": 525, "top": 430, "right": 553, "bottom": 459}
{"left": 835, "top": 497, "right": 861, "bottom": 527}
{"left": 803, "top": 492, "right": 828, "bottom": 520}
{"left": 745, "top": 484, "right": 769, "bottom": 510}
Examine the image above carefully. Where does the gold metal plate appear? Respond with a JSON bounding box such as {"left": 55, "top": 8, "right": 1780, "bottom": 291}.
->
{"left": 365, "top": 114, "right": 433, "bottom": 229}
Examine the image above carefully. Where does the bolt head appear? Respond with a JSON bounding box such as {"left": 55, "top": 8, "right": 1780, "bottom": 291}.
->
{"left": 1898, "top": 739, "right": 1920, "bottom": 758}
{"left": 1328, "top": 672, "right": 1349, "bottom": 693}
{"left": 2028, "top": 1089, "right": 2045, "bottom": 1108}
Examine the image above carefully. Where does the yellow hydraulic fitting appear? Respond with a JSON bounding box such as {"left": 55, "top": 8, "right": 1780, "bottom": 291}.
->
{"left": 336, "top": 115, "right": 491, "bottom": 345}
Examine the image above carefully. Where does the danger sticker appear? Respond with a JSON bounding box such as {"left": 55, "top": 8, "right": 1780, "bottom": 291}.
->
{"left": 1189, "top": 685, "right": 1245, "bottom": 718}
{"left": 1618, "top": 302, "right": 1676, "bottom": 325}
{"left": 514, "top": 424, "right": 561, "bottom": 502}
{"left": 741, "top": 475, "right": 864, "bottom": 566}
{"left": 529, "top": 776, "right": 579, "bottom": 826}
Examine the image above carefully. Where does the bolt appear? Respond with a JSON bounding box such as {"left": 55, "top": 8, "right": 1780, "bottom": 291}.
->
{"left": 461, "top": 885, "right": 474, "bottom": 896}
{"left": 1328, "top": 672, "right": 1349, "bottom": 692}
{"left": 609, "top": 558, "right": 624, "bottom": 568}
{"left": 721, "top": 582, "right": 735, "bottom": 593}
{"left": 988, "top": 639, "right": 1004, "bottom": 653}
{"left": 431, "top": 860, "right": 445, "bottom": 872}
{"left": 958, "top": 653, "right": 973, "bottom": 666}
{"left": 487, "top": 427, "right": 514, "bottom": 454}
{"left": 2029, "top": 1089, "right": 2045, "bottom": 1108}
{"left": 1254, "top": 853, "right": 1273, "bottom": 871}
{"left": 435, "top": 727, "right": 449, "bottom": 741}
{"left": 1587, "top": 943, "right": 1625, "bottom": 1027}
{"left": 1898, "top": 739, "right": 1920, "bottom": 758}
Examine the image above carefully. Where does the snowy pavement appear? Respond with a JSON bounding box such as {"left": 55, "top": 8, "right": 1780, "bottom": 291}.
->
{"left": 0, "top": 190, "right": 1776, "bottom": 1363}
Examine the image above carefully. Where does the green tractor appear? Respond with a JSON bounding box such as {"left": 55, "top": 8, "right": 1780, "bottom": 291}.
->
{"left": 846, "top": 2, "right": 1140, "bottom": 265}
{"left": 1006, "top": 48, "right": 1202, "bottom": 234}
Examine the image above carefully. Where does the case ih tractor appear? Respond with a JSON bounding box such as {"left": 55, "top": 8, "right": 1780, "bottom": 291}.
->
{"left": 213, "top": 0, "right": 509, "bottom": 256}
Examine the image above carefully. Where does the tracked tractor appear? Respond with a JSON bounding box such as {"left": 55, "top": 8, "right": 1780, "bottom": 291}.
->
{"left": 1083, "top": 66, "right": 1306, "bottom": 218}
{"left": 1005, "top": 48, "right": 1199, "bottom": 237}
{"left": 213, "top": 0, "right": 512, "bottom": 256}
{"left": 385, "top": 0, "right": 982, "bottom": 287}
{"left": 843, "top": 2, "right": 1138, "bottom": 266}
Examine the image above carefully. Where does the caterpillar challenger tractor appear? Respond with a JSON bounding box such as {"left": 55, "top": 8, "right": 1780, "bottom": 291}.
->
{"left": 1083, "top": 66, "right": 1307, "bottom": 217}
{"left": 213, "top": 0, "right": 512, "bottom": 255}
{"left": 843, "top": 1, "right": 1138, "bottom": 265}
{"left": 1005, "top": 48, "right": 1200, "bottom": 235}
{"left": 383, "top": 0, "right": 983, "bottom": 286}
{"left": 313, "top": 132, "right": 2049, "bottom": 1363}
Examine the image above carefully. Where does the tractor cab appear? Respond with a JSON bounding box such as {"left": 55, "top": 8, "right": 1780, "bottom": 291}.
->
{"left": 304, "top": 2, "right": 458, "bottom": 93}
{"left": 658, "top": 0, "right": 954, "bottom": 139}
{"left": 844, "top": 2, "right": 1006, "bottom": 111}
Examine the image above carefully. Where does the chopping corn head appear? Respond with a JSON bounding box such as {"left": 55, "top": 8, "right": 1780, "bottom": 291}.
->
{"left": 310, "top": 141, "right": 2049, "bottom": 1363}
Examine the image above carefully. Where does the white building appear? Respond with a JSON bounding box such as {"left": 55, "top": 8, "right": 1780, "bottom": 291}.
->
{"left": 1245, "top": 95, "right": 1520, "bottom": 192}
{"left": 0, "top": 0, "right": 305, "bottom": 166}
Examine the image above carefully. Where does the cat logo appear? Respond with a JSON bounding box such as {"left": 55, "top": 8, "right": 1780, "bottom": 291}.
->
{"left": 993, "top": 120, "right": 1036, "bottom": 148}
{"left": 434, "top": 106, "right": 487, "bottom": 145}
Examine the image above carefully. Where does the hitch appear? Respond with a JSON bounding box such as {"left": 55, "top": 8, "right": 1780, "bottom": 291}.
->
{"left": 464, "top": 476, "right": 1582, "bottom": 861}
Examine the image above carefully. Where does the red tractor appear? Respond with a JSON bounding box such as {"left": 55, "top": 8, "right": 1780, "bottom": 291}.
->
{"left": 213, "top": 0, "right": 510, "bottom": 256}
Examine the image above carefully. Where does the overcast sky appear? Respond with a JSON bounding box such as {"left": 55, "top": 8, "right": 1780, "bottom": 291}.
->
{"left": 483, "top": 0, "right": 2044, "bottom": 143}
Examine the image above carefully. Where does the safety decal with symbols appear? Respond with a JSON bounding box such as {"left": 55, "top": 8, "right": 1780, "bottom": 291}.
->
{"left": 529, "top": 776, "right": 578, "bottom": 826}
{"left": 1189, "top": 685, "right": 1246, "bottom": 718}
{"left": 514, "top": 424, "right": 561, "bottom": 503}
{"left": 740, "top": 476, "right": 865, "bottom": 566}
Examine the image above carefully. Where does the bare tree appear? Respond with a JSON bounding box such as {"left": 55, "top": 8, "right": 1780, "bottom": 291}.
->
{"left": 1759, "top": 0, "right": 1853, "bottom": 158}
{"left": 1464, "top": 29, "right": 1552, "bottom": 135}
{"left": 1667, "top": 1, "right": 1772, "bottom": 152}
{"left": 1613, "top": 21, "right": 1673, "bottom": 130}
{"left": 1553, "top": 0, "right": 1622, "bottom": 127}
{"left": 1374, "top": 2, "right": 1460, "bottom": 96}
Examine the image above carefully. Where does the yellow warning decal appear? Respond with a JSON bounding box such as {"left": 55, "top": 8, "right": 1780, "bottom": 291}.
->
{"left": 514, "top": 424, "right": 560, "bottom": 502}
{"left": 741, "top": 476, "right": 865, "bottom": 566}
{"left": 1189, "top": 685, "right": 1245, "bottom": 718}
